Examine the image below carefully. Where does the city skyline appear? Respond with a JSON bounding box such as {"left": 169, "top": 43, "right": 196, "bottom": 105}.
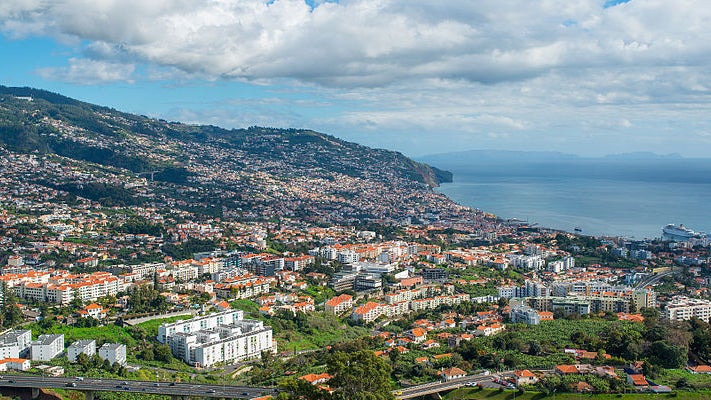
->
{"left": 2, "top": 0, "right": 711, "bottom": 157}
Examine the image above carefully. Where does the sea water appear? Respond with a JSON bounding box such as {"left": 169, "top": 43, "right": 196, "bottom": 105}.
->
{"left": 434, "top": 159, "right": 711, "bottom": 239}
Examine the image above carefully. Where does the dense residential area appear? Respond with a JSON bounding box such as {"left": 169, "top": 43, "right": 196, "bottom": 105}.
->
{"left": 0, "top": 89, "right": 711, "bottom": 399}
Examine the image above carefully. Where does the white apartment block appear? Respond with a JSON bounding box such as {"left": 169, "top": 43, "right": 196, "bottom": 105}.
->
{"left": 0, "top": 330, "right": 32, "bottom": 359}
{"left": 15, "top": 272, "right": 122, "bottom": 305}
{"left": 163, "top": 312, "right": 274, "bottom": 368}
{"left": 664, "top": 296, "right": 711, "bottom": 321}
{"left": 158, "top": 310, "right": 245, "bottom": 343}
{"left": 99, "top": 343, "right": 127, "bottom": 366}
{"left": 67, "top": 340, "right": 96, "bottom": 362}
{"left": 31, "top": 334, "right": 64, "bottom": 361}
{"left": 510, "top": 305, "right": 541, "bottom": 325}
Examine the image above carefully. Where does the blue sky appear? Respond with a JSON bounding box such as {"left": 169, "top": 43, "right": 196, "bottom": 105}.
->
{"left": 1, "top": 0, "right": 711, "bottom": 157}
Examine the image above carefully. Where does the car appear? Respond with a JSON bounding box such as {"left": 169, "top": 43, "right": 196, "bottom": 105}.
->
{"left": 124, "top": 386, "right": 130, "bottom": 390}
{"left": 169, "top": 382, "right": 176, "bottom": 386}
{"left": 206, "top": 389, "right": 216, "bottom": 394}
{"left": 123, "top": 381, "right": 129, "bottom": 385}
{"left": 66, "top": 382, "right": 77, "bottom": 387}
{"left": 115, "top": 385, "right": 122, "bottom": 388}
{"left": 76, "top": 377, "right": 84, "bottom": 381}
{"left": 393, "top": 390, "right": 402, "bottom": 395}
{"left": 8, "top": 380, "right": 15, "bottom": 383}
{"left": 154, "top": 383, "right": 160, "bottom": 387}
{"left": 241, "top": 392, "right": 249, "bottom": 396}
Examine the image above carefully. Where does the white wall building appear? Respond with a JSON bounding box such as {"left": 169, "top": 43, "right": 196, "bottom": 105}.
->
{"left": 664, "top": 296, "right": 711, "bottom": 321}
{"left": 31, "top": 334, "right": 64, "bottom": 361}
{"left": 99, "top": 343, "right": 127, "bottom": 366}
{"left": 160, "top": 310, "right": 274, "bottom": 368}
{"left": 67, "top": 340, "right": 96, "bottom": 362}
{"left": 157, "top": 310, "right": 244, "bottom": 343}
{"left": 0, "top": 330, "right": 32, "bottom": 359}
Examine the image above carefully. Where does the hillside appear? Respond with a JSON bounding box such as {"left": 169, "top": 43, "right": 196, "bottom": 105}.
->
{"left": 0, "top": 86, "right": 456, "bottom": 224}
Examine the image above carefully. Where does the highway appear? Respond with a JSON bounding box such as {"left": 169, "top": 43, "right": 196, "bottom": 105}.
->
{"left": 394, "top": 372, "right": 501, "bottom": 399}
{"left": 634, "top": 268, "right": 677, "bottom": 290}
{"left": 0, "top": 374, "right": 277, "bottom": 399}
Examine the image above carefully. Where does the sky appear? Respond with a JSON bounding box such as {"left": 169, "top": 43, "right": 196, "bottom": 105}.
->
{"left": 1, "top": 0, "right": 711, "bottom": 157}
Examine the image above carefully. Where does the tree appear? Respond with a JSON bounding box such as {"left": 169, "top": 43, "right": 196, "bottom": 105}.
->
{"left": 140, "top": 347, "right": 155, "bottom": 361}
{"left": 648, "top": 340, "right": 687, "bottom": 369}
{"left": 327, "top": 350, "right": 394, "bottom": 400}
{"left": 77, "top": 352, "right": 90, "bottom": 368}
{"left": 154, "top": 344, "right": 173, "bottom": 363}
{"left": 527, "top": 341, "right": 542, "bottom": 356}
{"left": 2, "top": 282, "right": 23, "bottom": 328}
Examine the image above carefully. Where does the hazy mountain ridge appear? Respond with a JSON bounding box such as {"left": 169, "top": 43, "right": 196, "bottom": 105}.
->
{"left": 0, "top": 86, "right": 457, "bottom": 223}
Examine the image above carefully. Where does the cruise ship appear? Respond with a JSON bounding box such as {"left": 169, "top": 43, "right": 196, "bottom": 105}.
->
{"left": 662, "top": 224, "right": 705, "bottom": 241}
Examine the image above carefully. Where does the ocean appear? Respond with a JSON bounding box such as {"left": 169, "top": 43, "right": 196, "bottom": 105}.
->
{"left": 426, "top": 153, "right": 711, "bottom": 239}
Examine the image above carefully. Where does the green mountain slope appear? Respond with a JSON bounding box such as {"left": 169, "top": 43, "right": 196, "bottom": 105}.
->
{"left": 0, "top": 86, "right": 455, "bottom": 223}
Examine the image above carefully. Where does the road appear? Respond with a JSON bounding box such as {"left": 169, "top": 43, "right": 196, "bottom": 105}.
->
{"left": 395, "top": 372, "right": 502, "bottom": 399}
{"left": 634, "top": 269, "right": 677, "bottom": 290}
{"left": 121, "top": 310, "right": 198, "bottom": 326}
{"left": 0, "top": 374, "right": 277, "bottom": 399}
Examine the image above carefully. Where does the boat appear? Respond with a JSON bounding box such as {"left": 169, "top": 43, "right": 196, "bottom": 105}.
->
{"left": 662, "top": 224, "right": 705, "bottom": 241}
{"left": 574, "top": 227, "right": 582, "bottom": 233}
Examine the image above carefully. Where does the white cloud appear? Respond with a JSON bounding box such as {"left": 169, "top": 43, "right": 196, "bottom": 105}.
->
{"left": 3, "top": 0, "right": 711, "bottom": 87}
{"left": 4, "top": 0, "right": 711, "bottom": 156}
{"left": 36, "top": 58, "right": 135, "bottom": 85}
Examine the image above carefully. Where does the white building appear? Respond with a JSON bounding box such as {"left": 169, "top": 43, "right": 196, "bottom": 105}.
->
{"left": 664, "top": 296, "right": 711, "bottom": 321}
{"left": 31, "top": 334, "right": 64, "bottom": 361}
{"left": 67, "top": 340, "right": 96, "bottom": 362}
{"left": 160, "top": 310, "right": 274, "bottom": 368}
{"left": 0, "top": 330, "right": 32, "bottom": 359}
{"left": 510, "top": 305, "right": 541, "bottom": 325}
{"left": 99, "top": 343, "right": 127, "bottom": 366}
{"left": 157, "top": 310, "right": 244, "bottom": 343}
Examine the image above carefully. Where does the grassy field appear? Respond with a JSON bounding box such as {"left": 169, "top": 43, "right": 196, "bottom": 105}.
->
{"left": 444, "top": 388, "right": 711, "bottom": 400}
{"left": 134, "top": 314, "right": 193, "bottom": 338}
{"left": 27, "top": 322, "right": 138, "bottom": 347}
{"left": 656, "top": 369, "right": 711, "bottom": 389}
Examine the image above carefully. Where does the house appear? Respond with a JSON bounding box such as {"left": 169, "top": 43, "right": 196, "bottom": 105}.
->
{"left": 514, "top": 370, "right": 538, "bottom": 385}
{"left": 421, "top": 339, "right": 440, "bottom": 349}
{"left": 571, "top": 381, "right": 594, "bottom": 393}
{"left": 689, "top": 365, "right": 711, "bottom": 374}
{"left": 474, "top": 323, "right": 505, "bottom": 337}
{"left": 299, "top": 373, "right": 332, "bottom": 385}
{"left": 77, "top": 303, "right": 107, "bottom": 319}
{"left": 627, "top": 374, "right": 649, "bottom": 387}
{"left": 440, "top": 367, "right": 467, "bottom": 381}
{"left": 406, "top": 328, "right": 428, "bottom": 344}
{"left": 0, "top": 358, "right": 30, "bottom": 371}
{"left": 555, "top": 365, "right": 580, "bottom": 375}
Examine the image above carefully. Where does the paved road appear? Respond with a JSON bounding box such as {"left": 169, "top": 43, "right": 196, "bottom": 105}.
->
{"left": 122, "top": 310, "right": 198, "bottom": 326}
{"left": 395, "top": 372, "right": 499, "bottom": 399}
{"left": 634, "top": 269, "right": 677, "bottom": 290}
{"left": 0, "top": 374, "right": 277, "bottom": 399}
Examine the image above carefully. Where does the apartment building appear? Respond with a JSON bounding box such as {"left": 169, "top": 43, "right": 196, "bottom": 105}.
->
{"left": 99, "top": 343, "right": 127, "bottom": 366}
{"left": 324, "top": 294, "right": 353, "bottom": 315}
{"left": 67, "top": 340, "right": 96, "bottom": 362}
{"left": 664, "top": 296, "right": 711, "bottom": 321}
{"left": 31, "top": 334, "right": 64, "bottom": 361}
{"left": 162, "top": 311, "right": 274, "bottom": 368}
